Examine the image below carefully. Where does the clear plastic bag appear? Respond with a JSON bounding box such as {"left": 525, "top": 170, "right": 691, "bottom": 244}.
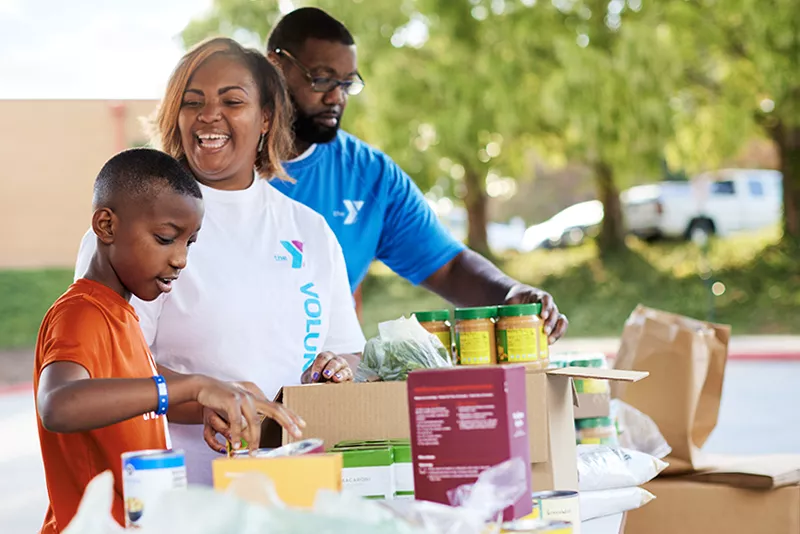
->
{"left": 383, "top": 457, "right": 530, "bottom": 534}
{"left": 611, "top": 399, "right": 672, "bottom": 459}
{"left": 356, "top": 315, "right": 452, "bottom": 382}
{"left": 577, "top": 444, "right": 668, "bottom": 491}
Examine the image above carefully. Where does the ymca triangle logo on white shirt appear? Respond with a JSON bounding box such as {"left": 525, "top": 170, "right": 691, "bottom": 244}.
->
{"left": 74, "top": 175, "right": 365, "bottom": 486}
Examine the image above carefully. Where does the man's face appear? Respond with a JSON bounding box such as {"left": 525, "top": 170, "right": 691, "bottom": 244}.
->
{"left": 279, "top": 38, "right": 358, "bottom": 145}
{"left": 109, "top": 191, "right": 204, "bottom": 302}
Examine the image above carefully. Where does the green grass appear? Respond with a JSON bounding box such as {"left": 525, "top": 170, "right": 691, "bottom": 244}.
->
{"left": 0, "top": 269, "right": 73, "bottom": 349}
{"left": 361, "top": 226, "right": 800, "bottom": 340}
{"left": 1, "top": 227, "right": 797, "bottom": 349}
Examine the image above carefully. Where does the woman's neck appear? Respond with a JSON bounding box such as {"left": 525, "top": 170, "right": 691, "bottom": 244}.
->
{"left": 195, "top": 170, "right": 255, "bottom": 191}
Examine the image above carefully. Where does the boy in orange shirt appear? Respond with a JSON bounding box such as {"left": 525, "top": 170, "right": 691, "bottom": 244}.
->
{"left": 33, "top": 148, "right": 304, "bottom": 533}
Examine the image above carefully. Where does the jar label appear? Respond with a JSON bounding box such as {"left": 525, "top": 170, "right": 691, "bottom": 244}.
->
{"left": 456, "top": 331, "right": 492, "bottom": 365}
{"left": 576, "top": 437, "right": 617, "bottom": 446}
{"left": 574, "top": 378, "right": 610, "bottom": 394}
{"left": 433, "top": 331, "right": 452, "bottom": 352}
{"left": 496, "top": 327, "right": 538, "bottom": 362}
{"left": 539, "top": 324, "right": 549, "bottom": 359}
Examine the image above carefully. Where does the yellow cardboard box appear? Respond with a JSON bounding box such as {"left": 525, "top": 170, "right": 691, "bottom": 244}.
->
{"left": 212, "top": 453, "right": 343, "bottom": 508}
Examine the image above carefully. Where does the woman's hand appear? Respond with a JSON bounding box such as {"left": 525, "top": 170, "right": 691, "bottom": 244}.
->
{"left": 301, "top": 352, "right": 354, "bottom": 384}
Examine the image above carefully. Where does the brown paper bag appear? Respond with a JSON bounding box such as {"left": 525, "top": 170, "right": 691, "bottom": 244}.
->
{"left": 611, "top": 305, "right": 730, "bottom": 473}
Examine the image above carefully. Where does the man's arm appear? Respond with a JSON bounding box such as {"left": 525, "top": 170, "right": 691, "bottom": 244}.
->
{"left": 421, "top": 249, "right": 569, "bottom": 343}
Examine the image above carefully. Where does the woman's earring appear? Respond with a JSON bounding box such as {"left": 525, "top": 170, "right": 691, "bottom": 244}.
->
{"left": 257, "top": 132, "right": 266, "bottom": 154}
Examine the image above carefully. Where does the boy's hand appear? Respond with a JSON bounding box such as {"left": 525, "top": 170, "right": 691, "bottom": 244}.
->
{"left": 194, "top": 377, "right": 305, "bottom": 453}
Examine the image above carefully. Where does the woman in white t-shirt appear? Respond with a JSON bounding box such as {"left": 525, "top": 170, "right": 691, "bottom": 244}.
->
{"left": 74, "top": 37, "right": 365, "bottom": 485}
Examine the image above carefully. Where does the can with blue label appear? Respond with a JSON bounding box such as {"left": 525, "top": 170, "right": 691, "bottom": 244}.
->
{"left": 121, "top": 449, "right": 187, "bottom": 528}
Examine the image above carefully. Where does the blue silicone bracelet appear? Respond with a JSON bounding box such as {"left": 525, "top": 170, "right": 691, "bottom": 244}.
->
{"left": 152, "top": 375, "right": 168, "bottom": 416}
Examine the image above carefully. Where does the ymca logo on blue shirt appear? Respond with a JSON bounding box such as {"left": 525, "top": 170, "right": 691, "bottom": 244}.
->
{"left": 274, "top": 130, "right": 465, "bottom": 291}
{"left": 277, "top": 240, "right": 304, "bottom": 268}
{"left": 333, "top": 200, "right": 364, "bottom": 225}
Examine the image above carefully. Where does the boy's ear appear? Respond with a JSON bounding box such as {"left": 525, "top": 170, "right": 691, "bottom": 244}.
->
{"left": 91, "top": 208, "right": 116, "bottom": 245}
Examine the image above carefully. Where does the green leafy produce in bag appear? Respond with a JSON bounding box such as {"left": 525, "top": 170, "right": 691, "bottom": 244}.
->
{"left": 357, "top": 316, "right": 452, "bottom": 382}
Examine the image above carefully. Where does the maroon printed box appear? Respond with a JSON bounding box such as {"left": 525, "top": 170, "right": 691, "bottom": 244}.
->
{"left": 407, "top": 365, "right": 532, "bottom": 521}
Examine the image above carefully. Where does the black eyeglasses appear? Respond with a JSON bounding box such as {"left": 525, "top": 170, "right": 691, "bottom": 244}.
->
{"left": 274, "top": 48, "right": 365, "bottom": 96}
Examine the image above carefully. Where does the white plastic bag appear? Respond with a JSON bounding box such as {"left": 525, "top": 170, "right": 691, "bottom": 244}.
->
{"left": 62, "top": 471, "right": 125, "bottom": 534}
{"left": 62, "top": 459, "right": 528, "bottom": 534}
{"left": 579, "top": 486, "right": 656, "bottom": 522}
{"left": 577, "top": 444, "right": 668, "bottom": 491}
{"left": 611, "top": 399, "right": 672, "bottom": 459}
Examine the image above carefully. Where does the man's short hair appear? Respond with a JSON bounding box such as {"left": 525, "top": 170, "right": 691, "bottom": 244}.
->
{"left": 93, "top": 148, "right": 201, "bottom": 210}
{"left": 267, "top": 7, "right": 354, "bottom": 54}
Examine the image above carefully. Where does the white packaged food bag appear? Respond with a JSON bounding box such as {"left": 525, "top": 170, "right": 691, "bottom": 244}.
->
{"left": 577, "top": 444, "right": 668, "bottom": 491}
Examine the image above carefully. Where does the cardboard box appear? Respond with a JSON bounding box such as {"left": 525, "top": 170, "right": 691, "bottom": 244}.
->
{"left": 266, "top": 366, "right": 647, "bottom": 492}
{"left": 211, "top": 453, "right": 342, "bottom": 508}
{"left": 574, "top": 391, "right": 612, "bottom": 420}
{"left": 627, "top": 479, "right": 800, "bottom": 534}
{"left": 392, "top": 442, "right": 414, "bottom": 498}
{"left": 407, "top": 365, "right": 531, "bottom": 521}
{"left": 336, "top": 445, "right": 395, "bottom": 499}
{"left": 686, "top": 453, "right": 800, "bottom": 489}
{"left": 626, "top": 454, "right": 800, "bottom": 533}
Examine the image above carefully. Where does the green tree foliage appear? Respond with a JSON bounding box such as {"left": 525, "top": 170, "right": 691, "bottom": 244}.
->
{"left": 182, "top": 0, "right": 798, "bottom": 255}
{"left": 664, "top": 0, "right": 800, "bottom": 244}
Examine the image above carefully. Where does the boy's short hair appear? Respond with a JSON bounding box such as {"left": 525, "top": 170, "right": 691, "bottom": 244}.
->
{"left": 267, "top": 7, "right": 355, "bottom": 54}
{"left": 93, "top": 148, "right": 201, "bottom": 210}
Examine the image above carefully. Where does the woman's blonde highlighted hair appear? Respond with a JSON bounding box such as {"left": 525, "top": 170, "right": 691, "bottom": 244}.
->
{"left": 153, "top": 37, "right": 294, "bottom": 181}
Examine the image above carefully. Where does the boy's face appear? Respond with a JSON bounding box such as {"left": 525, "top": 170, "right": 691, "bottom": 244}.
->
{"left": 99, "top": 190, "right": 204, "bottom": 302}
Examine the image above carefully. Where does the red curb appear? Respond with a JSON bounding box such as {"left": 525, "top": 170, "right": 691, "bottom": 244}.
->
{"left": 605, "top": 352, "right": 800, "bottom": 362}
{"left": 0, "top": 382, "right": 32, "bottom": 397}
{"left": 728, "top": 352, "right": 800, "bottom": 361}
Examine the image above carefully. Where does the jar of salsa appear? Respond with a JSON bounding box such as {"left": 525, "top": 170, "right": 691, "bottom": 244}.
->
{"left": 413, "top": 310, "right": 452, "bottom": 352}
{"left": 575, "top": 416, "right": 618, "bottom": 446}
{"left": 495, "top": 303, "right": 549, "bottom": 368}
{"left": 454, "top": 306, "right": 497, "bottom": 365}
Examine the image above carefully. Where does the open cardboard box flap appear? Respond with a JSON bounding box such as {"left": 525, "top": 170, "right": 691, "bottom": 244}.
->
{"left": 546, "top": 366, "right": 649, "bottom": 382}
{"left": 264, "top": 365, "right": 647, "bottom": 492}
{"left": 685, "top": 454, "right": 800, "bottom": 489}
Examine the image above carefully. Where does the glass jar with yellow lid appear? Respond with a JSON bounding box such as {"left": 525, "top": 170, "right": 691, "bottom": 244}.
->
{"left": 495, "top": 303, "right": 549, "bottom": 368}
{"left": 454, "top": 306, "right": 497, "bottom": 365}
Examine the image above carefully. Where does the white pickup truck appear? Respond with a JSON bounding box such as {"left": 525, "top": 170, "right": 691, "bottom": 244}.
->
{"left": 621, "top": 168, "right": 783, "bottom": 242}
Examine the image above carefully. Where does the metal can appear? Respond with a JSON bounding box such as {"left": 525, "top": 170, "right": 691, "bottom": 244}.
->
{"left": 502, "top": 518, "right": 573, "bottom": 533}
{"left": 229, "top": 439, "right": 325, "bottom": 458}
{"left": 531, "top": 490, "right": 580, "bottom": 533}
{"left": 264, "top": 438, "right": 325, "bottom": 457}
{"left": 121, "top": 449, "right": 187, "bottom": 528}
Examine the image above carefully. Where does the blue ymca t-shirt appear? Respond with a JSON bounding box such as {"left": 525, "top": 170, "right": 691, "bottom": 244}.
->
{"left": 272, "top": 130, "right": 465, "bottom": 292}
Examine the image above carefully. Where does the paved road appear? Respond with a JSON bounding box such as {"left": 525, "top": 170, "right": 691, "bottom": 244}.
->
{"left": 1, "top": 360, "right": 798, "bottom": 532}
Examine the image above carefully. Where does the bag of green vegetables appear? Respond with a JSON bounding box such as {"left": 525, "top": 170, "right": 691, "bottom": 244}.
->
{"left": 356, "top": 315, "right": 452, "bottom": 382}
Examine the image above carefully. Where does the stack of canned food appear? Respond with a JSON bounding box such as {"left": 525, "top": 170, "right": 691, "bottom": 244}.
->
{"left": 414, "top": 304, "right": 550, "bottom": 370}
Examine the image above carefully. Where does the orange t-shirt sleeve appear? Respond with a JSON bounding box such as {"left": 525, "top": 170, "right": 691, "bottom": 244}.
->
{"left": 38, "top": 299, "right": 112, "bottom": 380}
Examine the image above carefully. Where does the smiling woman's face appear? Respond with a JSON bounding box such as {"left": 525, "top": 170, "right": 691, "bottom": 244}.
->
{"left": 178, "top": 54, "right": 267, "bottom": 191}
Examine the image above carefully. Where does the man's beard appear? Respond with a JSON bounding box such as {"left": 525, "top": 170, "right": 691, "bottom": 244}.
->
{"left": 292, "top": 104, "right": 340, "bottom": 146}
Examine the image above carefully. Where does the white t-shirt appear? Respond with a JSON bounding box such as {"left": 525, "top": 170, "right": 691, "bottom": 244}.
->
{"left": 74, "top": 177, "right": 365, "bottom": 485}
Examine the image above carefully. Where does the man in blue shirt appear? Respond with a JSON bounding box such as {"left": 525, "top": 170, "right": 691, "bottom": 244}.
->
{"left": 267, "top": 8, "right": 568, "bottom": 343}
